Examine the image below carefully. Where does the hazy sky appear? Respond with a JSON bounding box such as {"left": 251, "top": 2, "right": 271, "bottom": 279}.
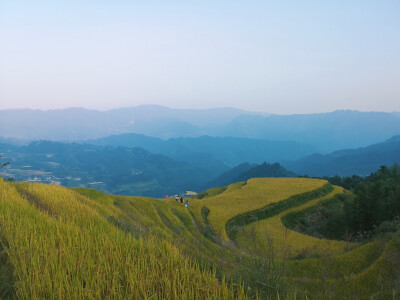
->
{"left": 1, "top": 1, "right": 399, "bottom": 114}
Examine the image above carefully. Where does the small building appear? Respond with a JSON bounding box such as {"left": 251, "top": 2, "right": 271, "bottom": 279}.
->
{"left": 184, "top": 191, "right": 197, "bottom": 198}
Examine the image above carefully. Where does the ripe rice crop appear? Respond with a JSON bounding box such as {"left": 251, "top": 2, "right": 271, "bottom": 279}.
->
{"left": 191, "top": 178, "right": 327, "bottom": 240}
{"left": 0, "top": 179, "right": 245, "bottom": 299}
{"left": 235, "top": 186, "right": 351, "bottom": 258}
{"left": 287, "top": 237, "right": 400, "bottom": 299}
{"left": 1, "top": 177, "right": 398, "bottom": 299}
{"left": 287, "top": 237, "right": 385, "bottom": 279}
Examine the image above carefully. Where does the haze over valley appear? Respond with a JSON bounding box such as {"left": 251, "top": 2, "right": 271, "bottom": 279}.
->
{"left": 1, "top": 106, "right": 400, "bottom": 197}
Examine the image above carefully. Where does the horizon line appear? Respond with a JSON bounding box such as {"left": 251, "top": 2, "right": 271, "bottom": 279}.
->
{"left": 0, "top": 105, "right": 399, "bottom": 116}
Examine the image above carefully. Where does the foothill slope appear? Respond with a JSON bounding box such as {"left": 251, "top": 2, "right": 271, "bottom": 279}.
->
{"left": 0, "top": 177, "right": 399, "bottom": 299}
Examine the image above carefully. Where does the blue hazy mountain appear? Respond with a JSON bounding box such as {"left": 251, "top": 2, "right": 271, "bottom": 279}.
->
{"left": 1, "top": 107, "right": 400, "bottom": 153}
{"left": 202, "top": 162, "right": 295, "bottom": 190}
{"left": 2, "top": 136, "right": 400, "bottom": 196}
{"left": 0, "top": 106, "right": 256, "bottom": 140}
{"left": 0, "top": 141, "right": 213, "bottom": 197}
{"left": 284, "top": 135, "right": 400, "bottom": 177}
{"left": 219, "top": 110, "right": 400, "bottom": 152}
{"left": 202, "top": 162, "right": 256, "bottom": 188}
{"left": 88, "top": 134, "right": 316, "bottom": 171}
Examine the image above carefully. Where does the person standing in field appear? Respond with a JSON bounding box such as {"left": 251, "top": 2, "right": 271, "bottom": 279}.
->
{"left": 180, "top": 196, "right": 183, "bottom": 204}
{"left": 165, "top": 194, "right": 168, "bottom": 199}
{"left": 185, "top": 200, "right": 189, "bottom": 208}
{"left": 175, "top": 195, "right": 179, "bottom": 202}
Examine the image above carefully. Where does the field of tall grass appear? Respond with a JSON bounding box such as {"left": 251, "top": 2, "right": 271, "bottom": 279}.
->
{"left": 0, "top": 179, "right": 245, "bottom": 299}
{"left": 190, "top": 178, "right": 400, "bottom": 298}
{"left": 190, "top": 178, "right": 327, "bottom": 240}
{"left": 1, "top": 176, "right": 399, "bottom": 299}
{"left": 235, "top": 186, "right": 351, "bottom": 258}
{"left": 286, "top": 236, "right": 400, "bottom": 299}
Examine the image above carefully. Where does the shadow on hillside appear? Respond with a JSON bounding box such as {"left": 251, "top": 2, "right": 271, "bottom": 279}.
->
{"left": 0, "top": 235, "right": 15, "bottom": 299}
{"left": 225, "top": 184, "right": 333, "bottom": 243}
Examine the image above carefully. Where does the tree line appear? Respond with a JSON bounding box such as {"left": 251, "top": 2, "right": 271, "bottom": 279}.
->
{"left": 324, "top": 164, "right": 400, "bottom": 240}
{"left": 290, "top": 164, "right": 400, "bottom": 241}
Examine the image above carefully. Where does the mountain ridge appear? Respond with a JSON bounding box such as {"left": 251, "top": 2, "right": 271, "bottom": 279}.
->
{"left": 284, "top": 135, "right": 400, "bottom": 177}
{"left": 0, "top": 140, "right": 212, "bottom": 197}
{"left": 1, "top": 107, "right": 400, "bottom": 152}
{"left": 88, "top": 133, "right": 316, "bottom": 169}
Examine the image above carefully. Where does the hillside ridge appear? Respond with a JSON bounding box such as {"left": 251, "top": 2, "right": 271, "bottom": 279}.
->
{"left": 0, "top": 177, "right": 399, "bottom": 298}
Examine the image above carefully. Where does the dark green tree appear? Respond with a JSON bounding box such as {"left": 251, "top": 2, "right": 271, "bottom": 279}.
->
{"left": 0, "top": 155, "right": 10, "bottom": 169}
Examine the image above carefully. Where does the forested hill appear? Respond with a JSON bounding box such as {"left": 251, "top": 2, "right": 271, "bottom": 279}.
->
{"left": 0, "top": 141, "right": 211, "bottom": 197}
{"left": 284, "top": 135, "right": 400, "bottom": 177}
{"left": 89, "top": 134, "right": 316, "bottom": 168}
{"left": 203, "top": 162, "right": 295, "bottom": 190}
{"left": 0, "top": 139, "right": 298, "bottom": 197}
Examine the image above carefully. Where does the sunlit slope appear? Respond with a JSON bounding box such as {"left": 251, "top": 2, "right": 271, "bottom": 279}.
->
{"left": 191, "top": 178, "right": 327, "bottom": 240}
{"left": 0, "top": 179, "right": 243, "bottom": 299}
{"left": 236, "top": 186, "right": 351, "bottom": 257}
{"left": 212, "top": 178, "right": 399, "bottom": 298}
{"left": 72, "top": 188, "right": 285, "bottom": 299}
{"left": 72, "top": 187, "right": 226, "bottom": 265}
{"left": 1, "top": 177, "right": 399, "bottom": 299}
{"left": 287, "top": 238, "right": 385, "bottom": 279}
{"left": 287, "top": 237, "right": 400, "bottom": 299}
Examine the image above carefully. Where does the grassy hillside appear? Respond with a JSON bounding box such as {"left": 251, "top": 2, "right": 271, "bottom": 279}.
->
{"left": 192, "top": 178, "right": 400, "bottom": 299}
{"left": 235, "top": 186, "right": 351, "bottom": 258}
{"left": 202, "top": 162, "right": 295, "bottom": 191}
{"left": 191, "top": 178, "right": 327, "bottom": 240}
{"left": 1, "top": 177, "right": 399, "bottom": 299}
{"left": 0, "top": 179, "right": 244, "bottom": 299}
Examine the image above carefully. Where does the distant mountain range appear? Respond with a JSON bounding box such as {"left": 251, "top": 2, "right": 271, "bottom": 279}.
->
{"left": 88, "top": 134, "right": 316, "bottom": 171}
{"left": 1, "top": 106, "right": 400, "bottom": 153}
{"left": 283, "top": 135, "right": 400, "bottom": 177}
{"left": 1, "top": 134, "right": 400, "bottom": 196}
{"left": 220, "top": 110, "right": 400, "bottom": 152}
{"left": 1, "top": 105, "right": 400, "bottom": 195}
{"left": 0, "top": 106, "right": 257, "bottom": 141}
{"left": 0, "top": 138, "right": 299, "bottom": 196}
{"left": 0, "top": 141, "right": 211, "bottom": 197}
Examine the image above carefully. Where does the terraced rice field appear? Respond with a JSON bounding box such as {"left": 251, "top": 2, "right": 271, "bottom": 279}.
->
{"left": 0, "top": 179, "right": 244, "bottom": 299}
{"left": 286, "top": 237, "right": 400, "bottom": 299}
{"left": 195, "top": 178, "right": 400, "bottom": 298}
{"left": 1, "top": 177, "right": 399, "bottom": 299}
{"left": 235, "top": 185, "right": 352, "bottom": 258}
{"left": 190, "top": 177, "right": 327, "bottom": 240}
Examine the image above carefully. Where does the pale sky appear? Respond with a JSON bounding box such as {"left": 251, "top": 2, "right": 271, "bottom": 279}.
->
{"left": 0, "top": 1, "right": 399, "bottom": 114}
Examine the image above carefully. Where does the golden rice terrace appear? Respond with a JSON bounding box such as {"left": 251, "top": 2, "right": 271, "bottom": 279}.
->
{"left": 0, "top": 177, "right": 399, "bottom": 299}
